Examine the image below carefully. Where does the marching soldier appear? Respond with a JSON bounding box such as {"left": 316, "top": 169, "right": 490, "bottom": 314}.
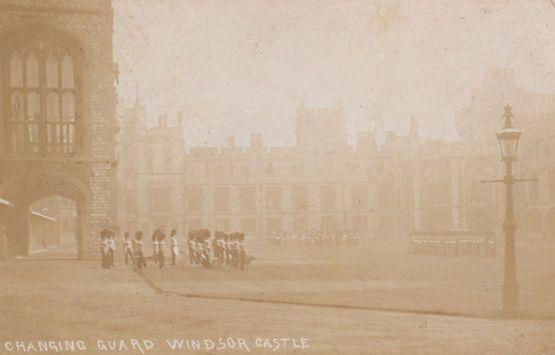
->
{"left": 188, "top": 233, "right": 196, "bottom": 264}
{"left": 201, "top": 236, "right": 212, "bottom": 268}
{"left": 238, "top": 233, "right": 246, "bottom": 270}
{"left": 157, "top": 232, "right": 166, "bottom": 269}
{"left": 224, "top": 234, "right": 232, "bottom": 266}
{"left": 231, "top": 234, "right": 241, "bottom": 268}
{"left": 133, "top": 231, "right": 146, "bottom": 271}
{"left": 170, "top": 229, "right": 179, "bottom": 266}
{"left": 123, "top": 232, "right": 133, "bottom": 266}
{"left": 152, "top": 230, "right": 160, "bottom": 265}
{"left": 107, "top": 232, "right": 116, "bottom": 268}
{"left": 100, "top": 229, "right": 111, "bottom": 269}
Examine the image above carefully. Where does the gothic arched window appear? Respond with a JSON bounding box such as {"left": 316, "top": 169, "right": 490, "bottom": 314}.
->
{"left": 3, "top": 30, "right": 81, "bottom": 155}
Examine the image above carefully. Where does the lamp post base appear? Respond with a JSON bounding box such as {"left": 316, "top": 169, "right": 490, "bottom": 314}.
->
{"left": 502, "top": 283, "right": 519, "bottom": 317}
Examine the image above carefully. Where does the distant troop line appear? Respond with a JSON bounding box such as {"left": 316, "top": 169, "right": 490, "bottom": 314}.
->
{"left": 265, "top": 231, "right": 363, "bottom": 246}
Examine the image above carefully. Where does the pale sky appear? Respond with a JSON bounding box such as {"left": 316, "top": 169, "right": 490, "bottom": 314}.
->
{"left": 113, "top": 0, "right": 555, "bottom": 147}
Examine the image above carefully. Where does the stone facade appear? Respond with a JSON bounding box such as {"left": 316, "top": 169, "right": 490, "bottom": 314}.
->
{"left": 0, "top": 0, "right": 118, "bottom": 258}
{"left": 118, "top": 101, "right": 393, "bottom": 239}
{"left": 118, "top": 70, "right": 555, "bottom": 240}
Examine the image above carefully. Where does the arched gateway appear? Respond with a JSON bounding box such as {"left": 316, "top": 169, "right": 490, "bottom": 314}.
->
{"left": 0, "top": 1, "right": 118, "bottom": 259}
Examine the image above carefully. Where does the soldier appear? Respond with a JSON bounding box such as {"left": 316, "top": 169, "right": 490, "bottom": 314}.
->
{"left": 100, "top": 229, "right": 110, "bottom": 269}
{"left": 157, "top": 232, "right": 166, "bottom": 269}
{"left": 170, "top": 229, "right": 179, "bottom": 266}
{"left": 201, "top": 235, "right": 212, "bottom": 268}
{"left": 107, "top": 232, "right": 116, "bottom": 268}
{"left": 133, "top": 231, "right": 146, "bottom": 271}
{"left": 231, "top": 234, "right": 241, "bottom": 268}
{"left": 238, "top": 233, "right": 246, "bottom": 270}
{"left": 152, "top": 230, "right": 160, "bottom": 265}
{"left": 224, "top": 234, "right": 232, "bottom": 266}
{"left": 123, "top": 232, "right": 133, "bottom": 266}
{"left": 212, "top": 232, "right": 220, "bottom": 259}
{"left": 187, "top": 232, "right": 196, "bottom": 264}
{"left": 215, "top": 233, "right": 225, "bottom": 262}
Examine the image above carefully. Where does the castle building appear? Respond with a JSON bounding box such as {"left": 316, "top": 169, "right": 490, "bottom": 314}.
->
{"left": 118, "top": 102, "right": 398, "bottom": 239}
{"left": 117, "top": 70, "right": 555, "bottom": 240}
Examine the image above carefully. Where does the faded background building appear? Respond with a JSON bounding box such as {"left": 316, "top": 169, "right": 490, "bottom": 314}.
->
{"left": 117, "top": 69, "right": 555, "bottom": 240}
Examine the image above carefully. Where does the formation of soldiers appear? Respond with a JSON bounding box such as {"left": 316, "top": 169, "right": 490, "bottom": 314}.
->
{"left": 99, "top": 228, "right": 253, "bottom": 271}
{"left": 188, "top": 230, "right": 253, "bottom": 270}
{"left": 409, "top": 238, "right": 496, "bottom": 257}
{"left": 266, "top": 231, "right": 362, "bottom": 246}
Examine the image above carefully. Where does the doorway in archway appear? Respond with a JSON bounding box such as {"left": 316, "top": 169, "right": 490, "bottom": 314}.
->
{"left": 28, "top": 196, "right": 79, "bottom": 258}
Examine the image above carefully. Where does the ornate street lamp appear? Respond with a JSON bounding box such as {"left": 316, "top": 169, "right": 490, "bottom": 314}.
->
{"left": 482, "top": 104, "right": 536, "bottom": 317}
{"left": 496, "top": 105, "right": 520, "bottom": 316}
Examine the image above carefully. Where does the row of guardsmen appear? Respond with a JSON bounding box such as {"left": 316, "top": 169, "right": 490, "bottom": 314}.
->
{"left": 409, "top": 238, "right": 496, "bottom": 257}
{"left": 266, "top": 231, "right": 362, "bottom": 246}
{"left": 188, "top": 230, "right": 254, "bottom": 270}
{"left": 99, "top": 228, "right": 253, "bottom": 271}
{"left": 100, "top": 229, "right": 179, "bottom": 270}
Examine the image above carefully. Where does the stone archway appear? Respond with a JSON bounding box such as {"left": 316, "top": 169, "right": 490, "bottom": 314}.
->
{"left": 0, "top": 173, "right": 90, "bottom": 258}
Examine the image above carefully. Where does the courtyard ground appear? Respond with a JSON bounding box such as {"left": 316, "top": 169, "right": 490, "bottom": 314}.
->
{"left": 146, "top": 239, "right": 555, "bottom": 318}
{"left": 1, "top": 239, "right": 554, "bottom": 354}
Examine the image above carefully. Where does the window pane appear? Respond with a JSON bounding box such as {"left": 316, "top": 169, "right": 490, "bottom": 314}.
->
{"left": 62, "top": 92, "right": 75, "bottom": 122}
{"left": 55, "top": 124, "right": 61, "bottom": 143}
{"left": 61, "top": 55, "right": 74, "bottom": 89}
{"left": 10, "top": 53, "right": 23, "bottom": 87}
{"left": 47, "top": 124, "right": 53, "bottom": 144}
{"left": 10, "top": 92, "right": 24, "bottom": 121}
{"left": 47, "top": 92, "right": 59, "bottom": 121}
{"left": 27, "top": 92, "right": 40, "bottom": 122}
{"left": 62, "top": 124, "right": 68, "bottom": 143}
{"left": 11, "top": 124, "right": 25, "bottom": 152}
{"left": 68, "top": 125, "right": 75, "bottom": 144}
{"left": 28, "top": 123, "right": 39, "bottom": 144}
{"left": 46, "top": 54, "right": 59, "bottom": 88}
{"left": 26, "top": 52, "right": 39, "bottom": 88}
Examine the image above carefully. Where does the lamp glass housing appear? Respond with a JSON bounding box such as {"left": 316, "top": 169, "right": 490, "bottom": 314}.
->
{"left": 496, "top": 128, "right": 521, "bottom": 161}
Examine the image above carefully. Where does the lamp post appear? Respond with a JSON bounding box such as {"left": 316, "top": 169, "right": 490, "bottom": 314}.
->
{"left": 482, "top": 104, "right": 536, "bottom": 317}
{"left": 496, "top": 105, "right": 521, "bottom": 316}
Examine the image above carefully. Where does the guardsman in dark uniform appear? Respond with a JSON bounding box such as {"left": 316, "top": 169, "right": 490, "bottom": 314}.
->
{"left": 230, "top": 233, "right": 241, "bottom": 268}
{"left": 123, "top": 232, "right": 133, "bottom": 266}
{"left": 152, "top": 229, "right": 160, "bottom": 265}
{"left": 107, "top": 232, "right": 116, "bottom": 268}
{"left": 201, "top": 235, "right": 212, "bottom": 268}
{"left": 133, "top": 231, "right": 146, "bottom": 271}
{"left": 157, "top": 232, "right": 166, "bottom": 269}
{"left": 224, "top": 234, "right": 232, "bottom": 266}
{"left": 238, "top": 233, "right": 246, "bottom": 270}
{"left": 170, "top": 229, "right": 179, "bottom": 266}
{"left": 100, "top": 229, "right": 110, "bottom": 269}
{"left": 187, "top": 232, "right": 196, "bottom": 264}
{"left": 218, "top": 235, "right": 226, "bottom": 262}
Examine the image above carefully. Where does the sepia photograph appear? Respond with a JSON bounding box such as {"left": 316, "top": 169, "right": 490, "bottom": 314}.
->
{"left": 0, "top": 0, "right": 554, "bottom": 353}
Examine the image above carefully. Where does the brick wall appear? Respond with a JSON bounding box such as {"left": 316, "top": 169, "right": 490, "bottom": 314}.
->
{"left": 0, "top": 0, "right": 118, "bottom": 259}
